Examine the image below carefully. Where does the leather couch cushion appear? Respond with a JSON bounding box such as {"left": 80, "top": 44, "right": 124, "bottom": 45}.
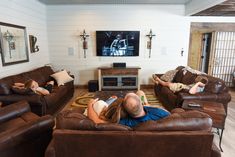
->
{"left": 181, "top": 71, "right": 197, "bottom": 85}
{"left": 134, "top": 110, "right": 212, "bottom": 131}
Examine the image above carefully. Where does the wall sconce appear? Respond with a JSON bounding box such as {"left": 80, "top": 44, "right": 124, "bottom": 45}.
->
{"left": 29, "top": 35, "right": 39, "bottom": 53}
{"left": 146, "top": 29, "right": 156, "bottom": 58}
{"left": 80, "top": 30, "right": 89, "bottom": 58}
{"left": 3, "top": 30, "right": 14, "bottom": 58}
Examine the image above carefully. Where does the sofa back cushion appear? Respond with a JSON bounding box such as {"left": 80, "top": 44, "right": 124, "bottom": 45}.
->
{"left": 173, "top": 68, "right": 197, "bottom": 85}
{"left": 134, "top": 110, "right": 212, "bottom": 131}
{"left": 23, "top": 66, "right": 54, "bottom": 86}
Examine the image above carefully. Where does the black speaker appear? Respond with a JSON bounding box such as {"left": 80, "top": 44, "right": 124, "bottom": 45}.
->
{"left": 88, "top": 80, "right": 98, "bottom": 92}
{"left": 113, "top": 62, "right": 126, "bottom": 68}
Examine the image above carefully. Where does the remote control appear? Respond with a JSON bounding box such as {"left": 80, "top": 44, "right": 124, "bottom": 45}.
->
{"left": 188, "top": 103, "right": 201, "bottom": 107}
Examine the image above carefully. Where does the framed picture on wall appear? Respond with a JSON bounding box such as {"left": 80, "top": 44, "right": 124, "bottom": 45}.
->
{"left": 0, "top": 22, "right": 29, "bottom": 66}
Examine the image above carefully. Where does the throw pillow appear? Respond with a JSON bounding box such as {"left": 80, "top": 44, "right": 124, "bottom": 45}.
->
{"left": 50, "top": 70, "right": 74, "bottom": 86}
{"left": 160, "top": 69, "right": 178, "bottom": 82}
{"left": 11, "top": 87, "right": 35, "bottom": 95}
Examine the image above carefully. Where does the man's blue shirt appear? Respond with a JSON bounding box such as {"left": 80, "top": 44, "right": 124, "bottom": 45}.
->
{"left": 119, "top": 106, "right": 170, "bottom": 127}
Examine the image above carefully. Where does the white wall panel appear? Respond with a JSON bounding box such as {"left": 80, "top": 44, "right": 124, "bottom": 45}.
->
{"left": 0, "top": 0, "right": 49, "bottom": 78}
{"left": 47, "top": 4, "right": 189, "bottom": 85}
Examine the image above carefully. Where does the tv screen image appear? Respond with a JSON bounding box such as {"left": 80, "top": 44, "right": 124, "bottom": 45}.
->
{"left": 96, "top": 31, "right": 140, "bottom": 56}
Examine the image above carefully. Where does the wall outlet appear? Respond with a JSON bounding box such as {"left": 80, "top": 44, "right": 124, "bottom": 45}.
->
{"left": 68, "top": 47, "right": 74, "bottom": 56}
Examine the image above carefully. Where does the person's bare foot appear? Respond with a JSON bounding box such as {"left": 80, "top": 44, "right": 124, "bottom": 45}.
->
{"left": 152, "top": 74, "right": 159, "bottom": 84}
{"left": 155, "top": 76, "right": 161, "bottom": 82}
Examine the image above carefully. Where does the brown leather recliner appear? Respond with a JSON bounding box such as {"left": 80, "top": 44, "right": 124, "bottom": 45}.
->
{"left": 0, "top": 101, "right": 55, "bottom": 157}
{"left": 154, "top": 66, "right": 231, "bottom": 113}
{"left": 0, "top": 66, "right": 74, "bottom": 116}
{"left": 45, "top": 108, "right": 221, "bottom": 157}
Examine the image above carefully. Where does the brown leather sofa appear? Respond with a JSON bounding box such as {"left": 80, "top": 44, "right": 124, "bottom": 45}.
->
{"left": 154, "top": 66, "right": 231, "bottom": 113}
{"left": 0, "top": 66, "right": 74, "bottom": 116}
{"left": 0, "top": 101, "right": 54, "bottom": 157}
{"left": 45, "top": 108, "right": 221, "bottom": 157}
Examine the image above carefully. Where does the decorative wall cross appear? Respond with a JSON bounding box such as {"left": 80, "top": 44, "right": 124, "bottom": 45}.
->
{"left": 146, "top": 29, "right": 156, "bottom": 58}
{"left": 80, "top": 30, "right": 89, "bottom": 58}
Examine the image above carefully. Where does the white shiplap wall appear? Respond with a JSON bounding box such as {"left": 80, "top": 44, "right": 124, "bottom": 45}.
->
{"left": 47, "top": 5, "right": 190, "bottom": 85}
{"left": 0, "top": 0, "right": 49, "bottom": 78}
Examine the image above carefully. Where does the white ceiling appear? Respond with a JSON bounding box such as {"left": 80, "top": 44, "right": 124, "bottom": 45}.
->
{"left": 37, "top": 0, "right": 231, "bottom": 16}
{"left": 38, "top": 0, "right": 192, "bottom": 5}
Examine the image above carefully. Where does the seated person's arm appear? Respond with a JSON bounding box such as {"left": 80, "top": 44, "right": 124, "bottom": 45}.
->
{"left": 35, "top": 87, "right": 50, "bottom": 95}
{"left": 189, "top": 82, "right": 205, "bottom": 94}
{"left": 87, "top": 98, "right": 107, "bottom": 124}
{"left": 13, "top": 82, "right": 25, "bottom": 88}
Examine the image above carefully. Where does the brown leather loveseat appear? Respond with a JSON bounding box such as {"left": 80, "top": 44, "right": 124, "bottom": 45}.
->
{"left": 154, "top": 66, "right": 231, "bottom": 112}
{"left": 0, "top": 101, "right": 54, "bottom": 157}
{"left": 0, "top": 66, "right": 74, "bottom": 116}
{"left": 45, "top": 108, "right": 221, "bottom": 157}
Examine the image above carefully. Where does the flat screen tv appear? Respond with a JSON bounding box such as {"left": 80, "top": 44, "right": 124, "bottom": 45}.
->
{"left": 96, "top": 31, "right": 140, "bottom": 56}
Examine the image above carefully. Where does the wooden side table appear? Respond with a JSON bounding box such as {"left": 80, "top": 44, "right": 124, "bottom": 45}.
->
{"left": 182, "top": 100, "right": 226, "bottom": 152}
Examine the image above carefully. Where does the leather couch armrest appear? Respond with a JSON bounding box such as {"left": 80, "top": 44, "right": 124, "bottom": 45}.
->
{"left": 211, "top": 143, "right": 221, "bottom": 157}
{"left": 0, "top": 100, "right": 31, "bottom": 124}
{"left": 45, "top": 139, "right": 55, "bottom": 157}
{"left": 0, "top": 115, "right": 55, "bottom": 151}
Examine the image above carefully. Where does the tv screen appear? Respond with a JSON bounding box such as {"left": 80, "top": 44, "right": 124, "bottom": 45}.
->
{"left": 96, "top": 31, "right": 140, "bottom": 56}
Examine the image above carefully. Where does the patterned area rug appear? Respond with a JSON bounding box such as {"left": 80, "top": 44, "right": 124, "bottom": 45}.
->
{"left": 71, "top": 91, "right": 163, "bottom": 109}
{"left": 71, "top": 93, "right": 95, "bottom": 108}
{"left": 145, "top": 92, "right": 164, "bottom": 108}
